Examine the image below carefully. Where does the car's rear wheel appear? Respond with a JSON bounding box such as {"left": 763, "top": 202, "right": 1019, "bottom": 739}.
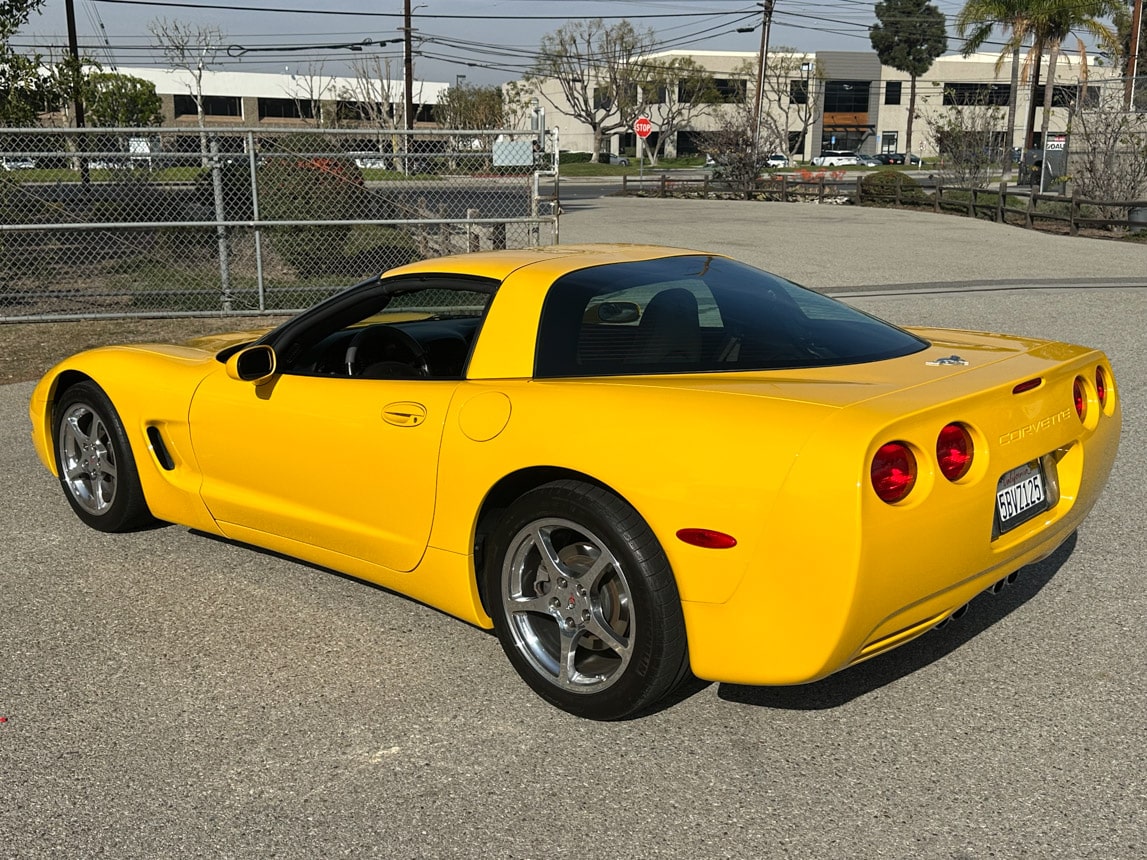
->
{"left": 486, "top": 480, "right": 689, "bottom": 720}
{"left": 54, "top": 380, "right": 154, "bottom": 532}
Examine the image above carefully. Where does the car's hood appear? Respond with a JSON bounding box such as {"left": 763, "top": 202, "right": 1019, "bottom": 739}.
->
{"left": 554, "top": 328, "right": 1089, "bottom": 410}
{"left": 181, "top": 327, "right": 276, "bottom": 353}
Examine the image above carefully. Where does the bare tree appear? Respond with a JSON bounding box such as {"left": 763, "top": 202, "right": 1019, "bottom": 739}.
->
{"left": 288, "top": 61, "right": 334, "bottom": 127}
{"left": 149, "top": 18, "right": 224, "bottom": 161}
{"left": 526, "top": 18, "right": 656, "bottom": 160}
{"left": 637, "top": 56, "right": 718, "bottom": 165}
{"left": 703, "top": 96, "right": 773, "bottom": 199}
{"left": 1068, "top": 85, "right": 1147, "bottom": 222}
{"left": 920, "top": 88, "right": 1005, "bottom": 186}
{"left": 335, "top": 55, "right": 402, "bottom": 165}
{"left": 757, "top": 49, "right": 825, "bottom": 159}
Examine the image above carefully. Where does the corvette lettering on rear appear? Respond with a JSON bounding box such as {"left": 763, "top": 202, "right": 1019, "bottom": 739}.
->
{"left": 999, "top": 409, "right": 1074, "bottom": 445}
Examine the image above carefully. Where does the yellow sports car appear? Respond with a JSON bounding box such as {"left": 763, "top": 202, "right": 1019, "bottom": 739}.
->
{"left": 29, "top": 245, "right": 1120, "bottom": 719}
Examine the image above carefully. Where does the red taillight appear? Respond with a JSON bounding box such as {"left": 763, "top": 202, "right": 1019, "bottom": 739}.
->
{"left": 871, "top": 442, "right": 916, "bottom": 503}
{"left": 937, "top": 423, "right": 974, "bottom": 481}
{"left": 1095, "top": 366, "right": 1107, "bottom": 408}
{"left": 676, "top": 528, "right": 737, "bottom": 549}
{"left": 1073, "top": 377, "right": 1086, "bottom": 421}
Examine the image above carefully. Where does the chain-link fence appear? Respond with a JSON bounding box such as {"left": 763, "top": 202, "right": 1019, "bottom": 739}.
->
{"left": 0, "top": 126, "right": 559, "bottom": 322}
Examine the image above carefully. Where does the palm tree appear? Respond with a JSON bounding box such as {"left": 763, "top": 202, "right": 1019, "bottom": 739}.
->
{"left": 1026, "top": 0, "right": 1121, "bottom": 151}
{"left": 955, "top": 0, "right": 1034, "bottom": 177}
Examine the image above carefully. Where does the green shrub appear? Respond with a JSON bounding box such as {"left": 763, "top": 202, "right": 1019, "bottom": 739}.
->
{"left": 858, "top": 169, "right": 928, "bottom": 204}
{"left": 257, "top": 153, "right": 367, "bottom": 277}
{"left": 559, "top": 151, "right": 593, "bottom": 164}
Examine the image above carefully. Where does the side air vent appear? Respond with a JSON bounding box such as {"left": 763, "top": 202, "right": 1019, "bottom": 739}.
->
{"left": 146, "top": 426, "right": 175, "bottom": 471}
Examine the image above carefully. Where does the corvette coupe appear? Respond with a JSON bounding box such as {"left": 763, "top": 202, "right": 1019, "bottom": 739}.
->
{"left": 30, "top": 245, "right": 1120, "bottom": 719}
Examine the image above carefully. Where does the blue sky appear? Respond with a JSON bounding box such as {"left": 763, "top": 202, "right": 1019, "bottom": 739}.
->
{"left": 19, "top": 0, "right": 987, "bottom": 85}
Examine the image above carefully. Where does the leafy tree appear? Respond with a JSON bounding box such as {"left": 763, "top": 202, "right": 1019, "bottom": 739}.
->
{"left": 435, "top": 83, "right": 506, "bottom": 129}
{"left": 869, "top": 0, "right": 948, "bottom": 158}
{"left": 0, "top": 51, "right": 54, "bottom": 125}
{"left": 526, "top": 18, "right": 656, "bottom": 161}
{"left": 955, "top": 0, "right": 1033, "bottom": 176}
{"left": 0, "top": 0, "right": 44, "bottom": 41}
{"left": 0, "top": 0, "right": 51, "bottom": 126}
{"left": 84, "top": 72, "right": 163, "bottom": 127}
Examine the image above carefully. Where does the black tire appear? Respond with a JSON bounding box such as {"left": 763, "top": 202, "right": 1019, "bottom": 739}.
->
{"left": 485, "top": 480, "right": 689, "bottom": 720}
{"left": 53, "top": 380, "right": 155, "bottom": 533}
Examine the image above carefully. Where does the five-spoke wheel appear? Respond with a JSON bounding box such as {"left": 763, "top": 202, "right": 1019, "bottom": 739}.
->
{"left": 54, "top": 381, "right": 153, "bottom": 532}
{"left": 487, "top": 480, "right": 689, "bottom": 720}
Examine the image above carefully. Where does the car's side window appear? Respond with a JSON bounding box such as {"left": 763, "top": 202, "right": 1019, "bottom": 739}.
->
{"left": 271, "top": 277, "right": 495, "bottom": 380}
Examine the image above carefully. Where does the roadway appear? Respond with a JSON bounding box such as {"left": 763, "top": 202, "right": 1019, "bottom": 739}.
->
{"left": 3, "top": 198, "right": 1144, "bottom": 859}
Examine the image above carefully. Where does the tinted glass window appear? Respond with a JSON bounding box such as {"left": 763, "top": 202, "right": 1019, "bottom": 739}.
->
{"left": 535, "top": 256, "right": 927, "bottom": 378}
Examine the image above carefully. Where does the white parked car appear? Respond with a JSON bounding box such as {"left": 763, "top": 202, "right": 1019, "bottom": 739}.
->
{"left": 811, "top": 150, "right": 859, "bottom": 167}
{"left": 764, "top": 153, "right": 790, "bottom": 168}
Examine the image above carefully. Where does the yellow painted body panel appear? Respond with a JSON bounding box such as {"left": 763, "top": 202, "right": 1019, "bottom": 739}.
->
{"left": 28, "top": 244, "right": 1122, "bottom": 687}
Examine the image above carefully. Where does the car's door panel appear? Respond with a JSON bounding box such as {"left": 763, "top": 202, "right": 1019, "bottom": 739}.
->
{"left": 189, "top": 371, "right": 459, "bottom": 572}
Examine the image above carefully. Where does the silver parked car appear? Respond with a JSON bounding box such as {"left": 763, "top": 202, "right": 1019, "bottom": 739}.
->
{"left": 810, "top": 150, "right": 859, "bottom": 167}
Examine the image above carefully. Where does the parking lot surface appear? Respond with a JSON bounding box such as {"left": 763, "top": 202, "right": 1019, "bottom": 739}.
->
{"left": 3, "top": 199, "right": 1144, "bottom": 859}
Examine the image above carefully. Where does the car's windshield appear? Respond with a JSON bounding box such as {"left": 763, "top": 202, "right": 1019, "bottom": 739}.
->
{"left": 534, "top": 255, "right": 928, "bottom": 378}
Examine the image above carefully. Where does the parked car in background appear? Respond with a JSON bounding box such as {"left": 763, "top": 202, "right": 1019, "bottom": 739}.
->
{"left": 351, "top": 153, "right": 390, "bottom": 170}
{"left": 764, "top": 153, "right": 790, "bottom": 168}
{"left": 599, "top": 152, "right": 630, "bottom": 166}
{"left": 878, "top": 152, "right": 923, "bottom": 166}
{"left": 858, "top": 155, "right": 883, "bottom": 167}
{"left": 1, "top": 157, "right": 36, "bottom": 170}
{"left": 811, "top": 150, "right": 859, "bottom": 167}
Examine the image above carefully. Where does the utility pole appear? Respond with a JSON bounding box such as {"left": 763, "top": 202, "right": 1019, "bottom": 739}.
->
{"left": 403, "top": 0, "right": 415, "bottom": 131}
{"left": 64, "top": 0, "right": 89, "bottom": 185}
{"left": 751, "top": 0, "right": 776, "bottom": 160}
{"left": 1126, "top": 0, "right": 1143, "bottom": 109}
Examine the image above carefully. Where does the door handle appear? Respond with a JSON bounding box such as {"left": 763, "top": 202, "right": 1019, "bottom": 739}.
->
{"left": 382, "top": 401, "right": 427, "bottom": 427}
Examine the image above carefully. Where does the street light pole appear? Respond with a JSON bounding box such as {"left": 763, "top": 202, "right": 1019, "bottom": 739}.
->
{"left": 1126, "top": 0, "right": 1143, "bottom": 109}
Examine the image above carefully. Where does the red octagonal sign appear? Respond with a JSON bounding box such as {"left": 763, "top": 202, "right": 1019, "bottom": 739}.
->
{"left": 634, "top": 117, "right": 653, "bottom": 139}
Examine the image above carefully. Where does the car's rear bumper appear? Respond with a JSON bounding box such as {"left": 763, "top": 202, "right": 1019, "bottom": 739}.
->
{"left": 679, "top": 358, "right": 1122, "bottom": 687}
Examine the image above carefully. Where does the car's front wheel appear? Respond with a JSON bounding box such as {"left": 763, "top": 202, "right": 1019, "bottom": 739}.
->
{"left": 486, "top": 480, "right": 689, "bottom": 720}
{"left": 53, "top": 380, "right": 154, "bottom": 532}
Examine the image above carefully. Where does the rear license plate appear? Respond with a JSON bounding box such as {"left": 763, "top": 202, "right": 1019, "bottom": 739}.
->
{"left": 995, "top": 460, "right": 1048, "bottom": 534}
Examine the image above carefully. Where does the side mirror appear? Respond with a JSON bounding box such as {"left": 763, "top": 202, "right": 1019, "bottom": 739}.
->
{"left": 226, "top": 344, "right": 277, "bottom": 384}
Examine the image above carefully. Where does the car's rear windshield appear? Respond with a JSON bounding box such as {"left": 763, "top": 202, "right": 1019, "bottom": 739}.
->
{"left": 534, "top": 255, "right": 928, "bottom": 378}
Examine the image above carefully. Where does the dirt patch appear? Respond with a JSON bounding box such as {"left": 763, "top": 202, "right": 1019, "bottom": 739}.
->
{"left": 0, "top": 316, "right": 288, "bottom": 385}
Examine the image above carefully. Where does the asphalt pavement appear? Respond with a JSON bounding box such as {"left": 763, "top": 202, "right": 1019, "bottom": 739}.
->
{"left": 3, "top": 196, "right": 1145, "bottom": 859}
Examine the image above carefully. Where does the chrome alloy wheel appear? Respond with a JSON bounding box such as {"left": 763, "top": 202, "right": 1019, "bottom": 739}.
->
{"left": 501, "top": 517, "right": 634, "bottom": 694}
{"left": 58, "top": 402, "right": 119, "bottom": 516}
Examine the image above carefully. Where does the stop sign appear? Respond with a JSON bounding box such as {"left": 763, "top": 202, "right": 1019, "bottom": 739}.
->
{"left": 634, "top": 117, "right": 653, "bottom": 139}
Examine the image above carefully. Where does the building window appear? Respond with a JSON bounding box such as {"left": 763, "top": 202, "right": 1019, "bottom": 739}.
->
{"left": 942, "top": 83, "right": 1010, "bottom": 106}
{"left": 337, "top": 100, "right": 392, "bottom": 122}
{"left": 173, "top": 94, "right": 241, "bottom": 117}
{"left": 705, "top": 78, "right": 746, "bottom": 104}
{"left": 881, "top": 131, "right": 898, "bottom": 152}
{"left": 884, "top": 81, "right": 901, "bottom": 105}
{"left": 257, "top": 98, "right": 313, "bottom": 120}
{"left": 823, "top": 81, "right": 870, "bottom": 113}
{"left": 789, "top": 79, "right": 808, "bottom": 105}
{"left": 1051, "top": 85, "right": 1100, "bottom": 108}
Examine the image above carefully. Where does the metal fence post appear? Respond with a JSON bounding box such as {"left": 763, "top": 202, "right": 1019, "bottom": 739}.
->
{"left": 209, "top": 134, "right": 233, "bottom": 313}
{"left": 247, "top": 130, "right": 266, "bottom": 312}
